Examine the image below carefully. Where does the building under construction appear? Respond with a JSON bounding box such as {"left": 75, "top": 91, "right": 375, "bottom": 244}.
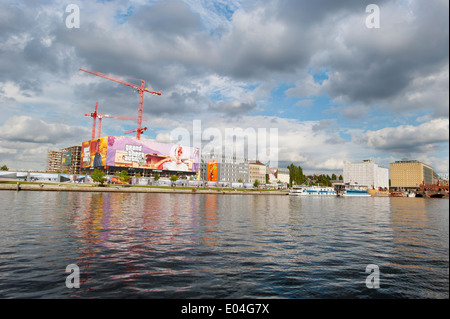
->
{"left": 80, "top": 135, "right": 200, "bottom": 178}
{"left": 46, "top": 146, "right": 81, "bottom": 174}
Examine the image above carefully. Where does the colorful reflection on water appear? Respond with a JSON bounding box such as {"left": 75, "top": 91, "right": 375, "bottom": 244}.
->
{"left": 0, "top": 191, "right": 448, "bottom": 298}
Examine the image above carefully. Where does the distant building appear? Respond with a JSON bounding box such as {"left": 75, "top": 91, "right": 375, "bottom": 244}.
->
{"left": 344, "top": 160, "right": 389, "bottom": 189}
{"left": 46, "top": 150, "right": 62, "bottom": 173}
{"left": 277, "top": 169, "right": 290, "bottom": 185}
{"left": 46, "top": 145, "right": 82, "bottom": 174}
{"left": 200, "top": 153, "right": 249, "bottom": 183}
{"left": 62, "top": 145, "right": 82, "bottom": 174}
{"left": 390, "top": 159, "right": 433, "bottom": 189}
{"left": 249, "top": 160, "right": 267, "bottom": 185}
{"left": 436, "top": 173, "right": 449, "bottom": 186}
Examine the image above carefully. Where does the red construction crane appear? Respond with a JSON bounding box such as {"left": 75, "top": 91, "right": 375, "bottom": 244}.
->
{"left": 124, "top": 127, "right": 148, "bottom": 135}
{"left": 85, "top": 101, "right": 99, "bottom": 140}
{"left": 84, "top": 102, "right": 147, "bottom": 139}
{"left": 79, "top": 67, "right": 161, "bottom": 140}
{"left": 97, "top": 113, "right": 146, "bottom": 138}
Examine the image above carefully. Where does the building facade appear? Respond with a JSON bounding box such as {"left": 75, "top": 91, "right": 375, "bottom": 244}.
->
{"left": 390, "top": 160, "right": 433, "bottom": 189}
{"left": 343, "top": 160, "right": 389, "bottom": 189}
{"left": 249, "top": 160, "right": 267, "bottom": 185}
{"left": 62, "top": 145, "right": 82, "bottom": 174}
{"left": 46, "top": 150, "right": 62, "bottom": 173}
{"left": 200, "top": 153, "right": 249, "bottom": 183}
{"left": 46, "top": 145, "right": 82, "bottom": 174}
{"left": 277, "top": 170, "right": 290, "bottom": 185}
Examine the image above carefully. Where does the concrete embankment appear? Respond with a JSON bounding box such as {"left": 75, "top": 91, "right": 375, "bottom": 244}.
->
{"left": 0, "top": 183, "right": 288, "bottom": 196}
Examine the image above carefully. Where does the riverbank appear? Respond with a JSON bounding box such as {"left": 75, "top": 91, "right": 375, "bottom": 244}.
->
{"left": 0, "top": 183, "right": 289, "bottom": 196}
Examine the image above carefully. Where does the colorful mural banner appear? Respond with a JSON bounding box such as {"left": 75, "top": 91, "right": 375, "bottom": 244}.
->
{"left": 61, "top": 151, "right": 72, "bottom": 166}
{"left": 81, "top": 137, "right": 108, "bottom": 169}
{"left": 81, "top": 136, "right": 200, "bottom": 173}
{"left": 207, "top": 160, "right": 218, "bottom": 181}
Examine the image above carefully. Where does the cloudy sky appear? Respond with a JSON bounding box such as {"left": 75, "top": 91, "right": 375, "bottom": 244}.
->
{"left": 0, "top": 0, "right": 448, "bottom": 174}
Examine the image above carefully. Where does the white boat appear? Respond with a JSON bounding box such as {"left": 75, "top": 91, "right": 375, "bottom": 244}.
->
{"left": 341, "top": 182, "right": 371, "bottom": 197}
{"left": 342, "top": 189, "right": 371, "bottom": 197}
{"left": 289, "top": 186, "right": 336, "bottom": 196}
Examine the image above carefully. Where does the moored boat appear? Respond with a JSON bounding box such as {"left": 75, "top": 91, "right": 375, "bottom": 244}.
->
{"left": 342, "top": 183, "right": 371, "bottom": 197}
{"left": 342, "top": 189, "right": 371, "bottom": 197}
{"left": 289, "top": 186, "right": 336, "bottom": 196}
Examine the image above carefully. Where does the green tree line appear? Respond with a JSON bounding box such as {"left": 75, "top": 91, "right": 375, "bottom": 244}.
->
{"left": 287, "top": 163, "right": 342, "bottom": 187}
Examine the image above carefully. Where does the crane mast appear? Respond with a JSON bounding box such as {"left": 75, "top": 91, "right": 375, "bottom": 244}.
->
{"left": 79, "top": 68, "right": 161, "bottom": 140}
{"left": 85, "top": 101, "right": 146, "bottom": 139}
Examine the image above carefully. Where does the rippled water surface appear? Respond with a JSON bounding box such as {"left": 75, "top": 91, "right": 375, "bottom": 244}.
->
{"left": 0, "top": 191, "right": 448, "bottom": 298}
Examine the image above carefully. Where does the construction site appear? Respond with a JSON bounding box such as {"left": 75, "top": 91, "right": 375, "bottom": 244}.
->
{"left": 46, "top": 68, "right": 199, "bottom": 180}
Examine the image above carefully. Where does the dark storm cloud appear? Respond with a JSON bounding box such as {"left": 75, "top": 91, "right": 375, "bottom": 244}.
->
{"left": 209, "top": 97, "right": 258, "bottom": 117}
{"left": 213, "top": 0, "right": 393, "bottom": 80}
{"left": 53, "top": 3, "right": 216, "bottom": 92}
{"left": 129, "top": 0, "right": 202, "bottom": 36}
{"left": 2, "top": 0, "right": 448, "bottom": 112}
{"left": 319, "top": 0, "right": 449, "bottom": 110}
{"left": 0, "top": 2, "right": 79, "bottom": 96}
{"left": 145, "top": 90, "right": 207, "bottom": 116}
{"left": 274, "top": 0, "right": 391, "bottom": 28}
{"left": 260, "top": 0, "right": 449, "bottom": 119}
{"left": 0, "top": 0, "right": 448, "bottom": 171}
{"left": 73, "top": 80, "right": 141, "bottom": 117}
{"left": 73, "top": 79, "right": 207, "bottom": 119}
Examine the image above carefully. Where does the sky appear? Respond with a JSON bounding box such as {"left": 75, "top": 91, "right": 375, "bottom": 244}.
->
{"left": 0, "top": 0, "right": 448, "bottom": 174}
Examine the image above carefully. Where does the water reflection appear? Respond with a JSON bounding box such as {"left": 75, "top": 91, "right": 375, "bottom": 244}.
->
{"left": 390, "top": 198, "right": 444, "bottom": 268}
{"left": 202, "top": 195, "right": 218, "bottom": 246}
{"left": 0, "top": 191, "right": 447, "bottom": 298}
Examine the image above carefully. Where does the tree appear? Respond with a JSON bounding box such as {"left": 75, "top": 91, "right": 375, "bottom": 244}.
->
{"left": 91, "top": 169, "right": 107, "bottom": 185}
{"left": 298, "top": 165, "right": 305, "bottom": 185}
{"left": 119, "top": 170, "right": 130, "bottom": 184}
{"left": 253, "top": 179, "right": 260, "bottom": 188}
{"left": 154, "top": 172, "right": 160, "bottom": 181}
{"left": 287, "top": 163, "right": 297, "bottom": 187}
{"left": 169, "top": 175, "right": 178, "bottom": 182}
{"left": 238, "top": 178, "right": 243, "bottom": 183}
{"left": 287, "top": 163, "right": 306, "bottom": 186}
{"left": 1, "top": 165, "right": 8, "bottom": 171}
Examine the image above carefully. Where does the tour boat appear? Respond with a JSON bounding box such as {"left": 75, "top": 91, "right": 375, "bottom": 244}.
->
{"left": 342, "top": 183, "right": 371, "bottom": 197}
{"left": 289, "top": 186, "right": 336, "bottom": 196}
{"left": 342, "top": 189, "right": 371, "bottom": 197}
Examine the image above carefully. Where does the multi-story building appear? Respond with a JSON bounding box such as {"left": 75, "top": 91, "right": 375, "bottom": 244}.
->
{"left": 200, "top": 153, "right": 249, "bottom": 183}
{"left": 62, "top": 145, "right": 82, "bottom": 174}
{"left": 344, "top": 160, "right": 389, "bottom": 189}
{"left": 277, "top": 169, "right": 290, "bottom": 185}
{"left": 46, "top": 150, "right": 62, "bottom": 173}
{"left": 46, "top": 145, "right": 82, "bottom": 174}
{"left": 249, "top": 160, "right": 267, "bottom": 185}
{"left": 390, "top": 159, "right": 433, "bottom": 189}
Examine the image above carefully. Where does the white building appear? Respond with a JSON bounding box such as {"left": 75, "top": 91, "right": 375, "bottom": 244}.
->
{"left": 343, "top": 160, "right": 389, "bottom": 189}
{"left": 249, "top": 160, "right": 267, "bottom": 184}
{"left": 277, "top": 169, "right": 290, "bottom": 185}
{"left": 200, "top": 152, "right": 249, "bottom": 183}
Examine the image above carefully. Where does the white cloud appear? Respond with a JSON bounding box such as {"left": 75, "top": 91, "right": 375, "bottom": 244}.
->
{"left": 285, "top": 73, "right": 325, "bottom": 98}
{"left": 0, "top": 116, "right": 89, "bottom": 144}
{"left": 0, "top": 0, "right": 447, "bottom": 173}
{"left": 356, "top": 118, "right": 449, "bottom": 154}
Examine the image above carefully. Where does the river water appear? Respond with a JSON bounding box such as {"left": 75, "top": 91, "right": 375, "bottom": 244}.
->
{"left": 0, "top": 191, "right": 448, "bottom": 299}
